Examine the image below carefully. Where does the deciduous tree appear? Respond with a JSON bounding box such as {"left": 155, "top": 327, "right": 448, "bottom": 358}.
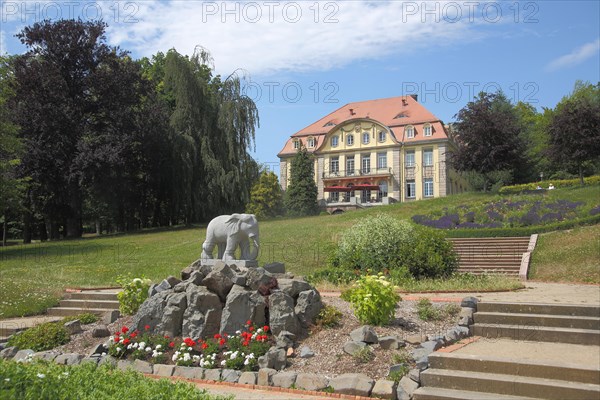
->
{"left": 284, "top": 146, "right": 319, "bottom": 216}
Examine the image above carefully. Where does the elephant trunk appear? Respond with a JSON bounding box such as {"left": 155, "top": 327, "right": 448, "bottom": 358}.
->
{"left": 248, "top": 235, "right": 259, "bottom": 260}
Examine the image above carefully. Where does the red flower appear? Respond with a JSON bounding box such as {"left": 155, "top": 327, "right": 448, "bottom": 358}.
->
{"left": 144, "top": 325, "right": 150, "bottom": 330}
{"left": 123, "top": 339, "right": 130, "bottom": 345}
{"left": 169, "top": 342, "right": 175, "bottom": 348}
{"left": 164, "top": 335, "right": 170, "bottom": 339}
{"left": 242, "top": 340, "right": 249, "bottom": 346}
{"left": 246, "top": 320, "right": 252, "bottom": 326}
{"left": 214, "top": 333, "right": 221, "bottom": 339}
{"left": 121, "top": 326, "right": 129, "bottom": 334}
{"left": 184, "top": 338, "right": 196, "bottom": 347}
{"left": 219, "top": 338, "right": 226, "bottom": 346}
{"left": 130, "top": 332, "right": 137, "bottom": 339}
{"left": 263, "top": 326, "right": 269, "bottom": 332}
{"left": 201, "top": 343, "right": 209, "bottom": 350}
{"left": 249, "top": 326, "right": 255, "bottom": 332}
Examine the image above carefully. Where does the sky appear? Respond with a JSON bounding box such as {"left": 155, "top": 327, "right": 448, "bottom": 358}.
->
{"left": 1, "top": 0, "right": 599, "bottom": 174}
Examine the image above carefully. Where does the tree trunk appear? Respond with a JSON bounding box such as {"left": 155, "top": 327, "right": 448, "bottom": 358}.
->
{"left": 2, "top": 211, "right": 7, "bottom": 247}
{"left": 95, "top": 220, "right": 101, "bottom": 235}
{"left": 23, "top": 210, "right": 32, "bottom": 244}
{"left": 39, "top": 220, "right": 48, "bottom": 242}
{"left": 579, "top": 164, "right": 584, "bottom": 186}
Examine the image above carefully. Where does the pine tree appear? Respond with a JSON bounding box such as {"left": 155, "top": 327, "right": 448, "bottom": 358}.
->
{"left": 284, "top": 147, "right": 319, "bottom": 216}
{"left": 246, "top": 171, "right": 283, "bottom": 218}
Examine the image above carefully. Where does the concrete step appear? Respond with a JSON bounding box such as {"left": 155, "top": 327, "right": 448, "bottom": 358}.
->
{"left": 59, "top": 299, "right": 120, "bottom": 310}
{"left": 413, "top": 387, "right": 537, "bottom": 400}
{"left": 449, "top": 237, "right": 530, "bottom": 242}
{"left": 471, "top": 323, "right": 600, "bottom": 345}
{"left": 0, "top": 316, "right": 63, "bottom": 337}
{"left": 478, "top": 302, "right": 600, "bottom": 317}
{"left": 68, "top": 291, "right": 119, "bottom": 301}
{"left": 458, "top": 268, "right": 520, "bottom": 274}
{"left": 458, "top": 260, "right": 522, "bottom": 265}
{"left": 47, "top": 307, "right": 109, "bottom": 317}
{"left": 428, "top": 353, "right": 600, "bottom": 385}
{"left": 420, "top": 368, "right": 600, "bottom": 400}
{"left": 474, "top": 312, "right": 600, "bottom": 330}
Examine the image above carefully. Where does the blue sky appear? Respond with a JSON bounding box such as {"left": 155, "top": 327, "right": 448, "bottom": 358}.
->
{"left": 1, "top": 1, "right": 599, "bottom": 172}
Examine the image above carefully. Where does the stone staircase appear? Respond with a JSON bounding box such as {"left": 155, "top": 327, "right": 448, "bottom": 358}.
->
{"left": 448, "top": 237, "right": 534, "bottom": 277}
{"left": 414, "top": 301, "right": 600, "bottom": 399}
{"left": 414, "top": 352, "right": 600, "bottom": 400}
{"left": 471, "top": 301, "right": 600, "bottom": 345}
{"left": 46, "top": 289, "right": 120, "bottom": 317}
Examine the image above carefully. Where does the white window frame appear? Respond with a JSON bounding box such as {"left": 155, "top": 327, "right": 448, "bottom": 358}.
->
{"left": 362, "top": 132, "right": 370, "bottom": 145}
{"left": 377, "top": 152, "right": 387, "bottom": 169}
{"left": 378, "top": 131, "right": 386, "bottom": 142}
{"left": 379, "top": 180, "right": 388, "bottom": 198}
{"left": 423, "top": 124, "right": 432, "bottom": 137}
{"left": 347, "top": 134, "right": 354, "bottom": 146}
{"left": 330, "top": 157, "right": 339, "bottom": 173}
{"left": 346, "top": 157, "right": 355, "bottom": 175}
{"left": 331, "top": 135, "right": 339, "bottom": 148}
{"left": 424, "top": 178, "right": 434, "bottom": 197}
{"left": 423, "top": 149, "right": 433, "bottom": 167}
{"left": 307, "top": 137, "right": 316, "bottom": 148}
{"left": 405, "top": 126, "right": 415, "bottom": 139}
{"left": 406, "top": 180, "right": 416, "bottom": 198}
{"left": 293, "top": 140, "right": 300, "bottom": 150}
{"left": 405, "top": 151, "right": 415, "bottom": 167}
{"left": 361, "top": 155, "right": 371, "bottom": 174}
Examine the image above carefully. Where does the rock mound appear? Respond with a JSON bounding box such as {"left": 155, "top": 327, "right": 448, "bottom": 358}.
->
{"left": 131, "top": 261, "right": 323, "bottom": 338}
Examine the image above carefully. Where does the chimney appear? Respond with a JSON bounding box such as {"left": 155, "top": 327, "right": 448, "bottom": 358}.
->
{"left": 349, "top": 108, "right": 355, "bottom": 116}
{"left": 402, "top": 99, "right": 408, "bottom": 106}
{"left": 410, "top": 94, "right": 418, "bottom": 102}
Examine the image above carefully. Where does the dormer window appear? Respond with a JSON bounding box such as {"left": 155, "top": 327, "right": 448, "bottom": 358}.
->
{"left": 405, "top": 126, "right": 415, "bottom": 139}
{"left": 293, "top": 139, "right": 300, "bottom": 150}
{"left": 423, "top": 124, "right": 432, "bottom": 137}
{"left": 362, "top": 132, "right": 370, "bottom": 145}
{"left": 347, "top": 134, "right": 354, "bottom": 146}
{"left": 307, "top": 137, "right": 316, "bottom": 148}
{"left": 378, "top": 131, "right": 386, "bottom": 142}
{"left": 394, "top": 112, "right": 407, "bottom": 119}
{"left": 323, "top": 120, "right": 336, "bottom": 127}
{"left": 331, "top": 135, "right": 339, "bottom": 148}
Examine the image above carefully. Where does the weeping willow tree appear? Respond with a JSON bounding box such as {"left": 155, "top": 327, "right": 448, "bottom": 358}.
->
{"left": 158, "top": 47, "right": 260, "bottom": 222}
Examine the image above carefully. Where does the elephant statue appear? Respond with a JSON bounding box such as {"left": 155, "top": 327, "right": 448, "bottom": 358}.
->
{"left": 201, "top": 214, "right": 259, "bottom": 261}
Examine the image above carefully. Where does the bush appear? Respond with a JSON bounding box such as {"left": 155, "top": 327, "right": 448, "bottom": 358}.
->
{"left": 63, "top": 313, "right": 99, "bottom": 325}
{"left": 341, "top": 274, "right": 400, "bottom": 326}
{"left": 0, "top": 359, "right": 222, "bottom": 399}
{"left": 315, "top": 305, "right": 343, "bottom": 328}
{"left": 331, "top": 214, "right": 457, "bottom": 279}
{"left": 352, "top": 346, "right": 374, "bottom": 364}
{"left": 416, "top": 298, "right": 442, "bottom": 321}
{"left": 499, "top": 175, "right": 600, "bottom": 195}
{"left": 116, "top": 276, "right": 151, "bottom": 315}
{"left": 8, "top": 322, "right": 70, "bottom": 351}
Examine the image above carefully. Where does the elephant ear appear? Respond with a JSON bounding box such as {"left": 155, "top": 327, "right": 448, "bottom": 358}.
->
{"left": 225, "top": 214, "right": 243, "bottom": 234}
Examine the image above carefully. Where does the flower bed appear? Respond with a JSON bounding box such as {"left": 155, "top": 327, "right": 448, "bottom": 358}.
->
{"left": 106, "top": 322, "right": 272, "bottom": 371}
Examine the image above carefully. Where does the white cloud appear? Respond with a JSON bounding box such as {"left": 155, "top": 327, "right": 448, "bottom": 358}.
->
{"left": 105, "top": 0, "right": 485, "bottom": 76}
{"left": 546, "top": 39, "right": 600, "bottom": 72}
{"left": 0, "top": 30, "right": 6, "bottom": 55}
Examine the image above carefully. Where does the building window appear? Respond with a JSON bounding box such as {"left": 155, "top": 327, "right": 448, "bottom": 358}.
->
{"left": 329, "top": 191, "right": 339, "bottom": 202}
{"left": 379, "top": 180, "right": 388, "bottom": 198}
{"left": 347, "top": 134, "right": 354, "bottom": 146}
{"left": 405, "top": 151, "right": 415, "bottom": 167}
{"left": 406, "top": 180, "right": 416, "bottom": 198}
{"left": 346, "top": 156, "right": 355, "bottom": 175}
{"left": 377, "top": 152, "right": 387, "bottom": 169}
{"left": 362, "top": 132, "right": 370, "bottom": 145}
{"left": 423, "top": 149, "right": 433, "bottom": 166}
{"left": 361, "top": 155, "right": 371, "bottom": 174}
{"left": 378, "top": 131, "right": 386, "bottom": 142}
{"left": 331, "top": 135, "right": 339, "bottom": 147}
{"left": 424, "top": 178, "right": 434, "bottom": 197}
{"left": 307, "top": 137, "right": 316, "bottom": 148}
{"left": 405, "top": 126, "right": 414, "bottom": 139}
{"left": 330, "top": 156, "right": 339, "bottom": 173}
{"left": 293, "top": 139, "right": 300, "bottom": 150}
{"left": 423, "top": 124, "right": 432, "bottom": 136}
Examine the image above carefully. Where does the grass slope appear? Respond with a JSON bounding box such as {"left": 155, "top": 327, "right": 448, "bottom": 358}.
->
{"left": 1, "top": 185, "right": 598, "bottom": 318}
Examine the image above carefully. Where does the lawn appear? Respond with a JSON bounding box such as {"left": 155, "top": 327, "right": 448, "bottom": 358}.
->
{"left": 1, "top": 184, "right": 598, "bottom": 318}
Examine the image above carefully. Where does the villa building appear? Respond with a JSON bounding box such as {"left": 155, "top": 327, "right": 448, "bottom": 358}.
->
{"left": 277, "top": 95, "right": 467, "bottom": 213}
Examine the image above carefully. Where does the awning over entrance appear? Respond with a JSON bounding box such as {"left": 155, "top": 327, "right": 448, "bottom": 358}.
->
{"left": 351, "top": 184, "right": 380, "bottom": 190}
{"left": 324, "top": 186, "right": 353, "bottom": 192}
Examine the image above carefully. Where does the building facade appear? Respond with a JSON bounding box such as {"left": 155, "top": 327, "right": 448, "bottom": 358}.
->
{"left": 278, "top": 95, "right": 466, "bottom": 212}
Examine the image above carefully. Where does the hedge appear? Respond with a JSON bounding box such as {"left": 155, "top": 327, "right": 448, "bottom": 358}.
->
{"left": 499, "top": 176, "right": 600, "bottom": 195}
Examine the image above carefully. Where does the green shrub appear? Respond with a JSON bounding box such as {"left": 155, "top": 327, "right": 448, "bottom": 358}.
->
{"left": 499, "top": 175, "right": 600, "bottom": 194}
{"left": 8, "top": 322, "right": 70, "bottom": 351}
{"left": 352, "top": 346, "right": 374, "bottom": 364}
{"left": 315, "top": 305, "right": 343, "bottom": 328}
{"left": 388, "top": 365, "right": 410, "bottom": 383}
{"left": 63, "top": 313, "right": 99, "bottom": 325}
{"left": 342, "top": 274, "right": 400, "bottom": 326}
{"left": 416, "top": 298, "right": 442, "bottom": 321}
{"left": 331, "top": 214, "right": 457, "bottom": 279}
{"left": 0, "top": 359, "right": 225, "bottom": 399}
{"left": 116, "top": 276, "right": 151, "bottom": 315}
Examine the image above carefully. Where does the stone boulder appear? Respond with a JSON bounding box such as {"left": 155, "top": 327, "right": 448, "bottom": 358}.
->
{"left": 277, "top": 279, "right": 311, "bottom": 299}
{"left": 350, "top": 326, "right": 378, "bottom": 344}
{"left": 182, "top": 285, "right": 222, "bottom": 339}
{"left": 330, "top": 373, "right": 375, "bottom": 396}
{"left": 268, "top": 291, "right": 299, "bottom": 336}
{"left": 220, "top": 285, "right": 266, "bottom": 335}
{"left": 202, "top": 263, "right": 236, "bottom": 302}
{"left": 295, "top": 289, "right": 323, "bottom": 328}
{"left": 156, "top": 292, "right": 187, "bottom": 337}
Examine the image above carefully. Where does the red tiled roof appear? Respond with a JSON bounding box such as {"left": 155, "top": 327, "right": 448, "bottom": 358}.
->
{"left": 278, "top": 95, "right": 448, "bottom": 157}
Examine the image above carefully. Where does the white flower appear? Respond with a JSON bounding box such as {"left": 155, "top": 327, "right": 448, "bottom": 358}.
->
{"left": 132, "top": 343, "right": 138, "bottom": 349}
{"left": 138, "top": 342, "right": 145, "bottom": 349}
{"left": 183, "top": 353, "right": 191, "bottom": 362}
{"left": 155, "top": 345, "right": 162, "bottom": 350}
{"left": 172, "top": 354, "right": 178, "bottom": 362}
{"left": 146, "top": 347, "right": 152, "bottom": 352}
{"left": 236, "top": 330, "right": 241, "bottom": 335}
{"left": 101, "top": 352, "right": 107, "bottom": 357}
{"left": 4, "top": 378, "right": 9, "bottom": 382}
{"left": 193, "top": 355, "right": 200, "bottom": 361}
{"left": 127, "top": 344, "right": 132, "bottom": 350}
{"left": 188, "top": 347, "right": 192, "bottom": 351}
{"left": 246, "top": 353, "right": 255, "bottom": 359}
{"left": 220, "top": 360, "right": 226, "bottom": 366}
{"left": 244, "top": 359, "right": 250, "bottom": 365}
{"left": 116, "top": 347, "right": 122, "bottom": 353}
{"left": 257, "top": 328, "right": 263, "bottom": 334}
{"left": 133, "top": 278, "right": 142, "bottom": 284}
{"left": 37, "top": 373, "right": 45, "bottom": 379}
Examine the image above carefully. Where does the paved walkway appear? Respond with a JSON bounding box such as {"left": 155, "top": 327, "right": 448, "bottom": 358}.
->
{"left": 189, "top": 382, "right": 331, "bottom": 399}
